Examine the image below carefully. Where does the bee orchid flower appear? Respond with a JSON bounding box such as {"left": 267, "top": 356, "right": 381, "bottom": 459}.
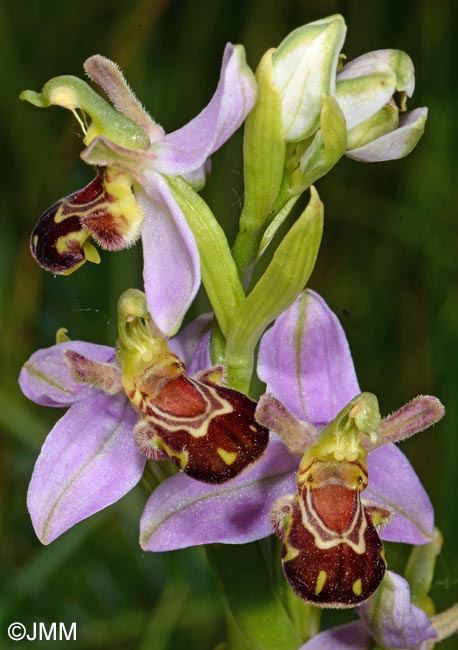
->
{"left": 19, "top": 290, "right": 269, "bottom": 544}
{"left": 20, "top": 44, "right": 256, "bottom": 336}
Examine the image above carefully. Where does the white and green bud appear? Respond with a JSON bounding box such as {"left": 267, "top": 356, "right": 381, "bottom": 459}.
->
{"left": 336, "top": 49, "right": 427, "bottom": 161}
{"left": 233, "top": 14, "right": 346, "bottom": 274}
{"left": 272, "top": 14, "right": 346, "bottom": 142}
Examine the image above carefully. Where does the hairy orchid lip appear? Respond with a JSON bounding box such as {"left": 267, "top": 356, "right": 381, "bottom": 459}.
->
{"left": 30, "top": 173, "right": 104, "bottom": 274}
{"left": 30, "top": 167, "right": 144, "bottom": 274}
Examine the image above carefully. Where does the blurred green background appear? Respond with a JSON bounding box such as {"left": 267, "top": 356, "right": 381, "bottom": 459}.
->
{"left": 0, "top": 0, "right": 456, "bottom": 648}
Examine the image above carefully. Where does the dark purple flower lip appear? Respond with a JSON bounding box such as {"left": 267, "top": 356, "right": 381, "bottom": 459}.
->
{"left": 30, "top": 172, "right": 105, "bottom": 274}
{"left": 30, "top": 167, "right": 143, "bottom": 275}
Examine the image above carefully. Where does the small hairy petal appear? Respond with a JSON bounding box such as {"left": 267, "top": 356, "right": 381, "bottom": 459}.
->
{"left": 258, "top": 290, "right": 360, "bottom": 428}
{"left": 27, "top": 392, "right": 145, "bottom": 544}
{"left": 139, "top": 436, "right": 297, "bottom": 551}
{"left": 366, "top": 444, "right": 434, "bottom": 544}
{"left": 358, "top": 571, "right": 437, "bottom": 649}
{"left": 139, "top": 174, "right": 201, "bottom": 337}
{"left": 19, "top": 341, "right": 115, "bottom": 407}
{"left": 64, "top": 351, "right": 122, "bottom": 395}
{"left": 152, "top": 43, "right": 257, "bottom": 175}
{"left": 368, "top": 395, "right": 445, "bottom": 450}
{"left": 84, "top": 54, "right": 161, "bottom": 142}
{"left": 255, "top": 393, "right": 316, "bottom": 455}
{"left": 298, "top": 620, "right": 371, "bottom": 650}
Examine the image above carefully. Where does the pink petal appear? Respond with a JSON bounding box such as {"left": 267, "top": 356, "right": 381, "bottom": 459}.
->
{"left": 366, "top": 444, "right": 434, "bottom": 544}
{"left": 299, "top": 621, "right": 371, "bottom": 650}
{"left": 152, "top": 43, "right": 256, "bottom": 175}
{"left": 186, "top": 329, "right": 212, "bottom": 375}
{"left": 140, "top": 437, "right": 297, "bottom": 551}
{"left": 358, "top": 571, "right": 436, "bottom": 649}
{"left": 168, "top": 313, "right": 212, "bottom": 367}
{"left": 139, "top": 174, "right": 201, "bottom": 336}
{"left": 27, "top": 392, "right": 145, "bottom": 544}
{"left": 258, "top": 290, "right": 360, "bottom": 428}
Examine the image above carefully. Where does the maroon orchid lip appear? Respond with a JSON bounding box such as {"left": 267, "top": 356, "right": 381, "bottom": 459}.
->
{"left": 134, "top": 371, "right": 269, "bottom": 484}
{"left": 275, "top": 459, "right": 387, "bottom": 608}
{"left": 30, "top": 173, "right": 105, "bottom": 274}
{"left": 30, "top": 167, "right": 144, "bottom": 274}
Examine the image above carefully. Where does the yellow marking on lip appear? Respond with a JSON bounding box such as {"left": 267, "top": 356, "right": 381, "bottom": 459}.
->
{"left": 282, "top": 542, "right": 300, "bottom": 563}
{"left": 217, "top": 448, "right": 237, "bottom": 466}
{"left": 249, "top": 425, "right": 257, "bottom": 432}
{"left": 155, "top": 436, "right": 189, "bottom": 469}
{"left": 352, "top": 578, "right": 363, "bottom": 596}
{"left": 315, "top": 570, "right": 327, "bottom": 595}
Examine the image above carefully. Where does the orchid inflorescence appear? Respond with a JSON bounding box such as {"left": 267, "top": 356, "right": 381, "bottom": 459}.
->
{"left": 19, "top": 14, "right": 457, "bottom": 650}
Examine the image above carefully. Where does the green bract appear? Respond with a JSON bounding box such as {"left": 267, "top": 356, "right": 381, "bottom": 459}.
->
{"left": 241, "top": 49, "right": 285, "bottom": 233}
{"left": 292, "top": 95, "right": 347, "bottom": 194}
{"left": 166, "top": 176, "right": 245, "bottom": 338}
{"left": 226, "top": 187, "right": 323, "bottom": 390}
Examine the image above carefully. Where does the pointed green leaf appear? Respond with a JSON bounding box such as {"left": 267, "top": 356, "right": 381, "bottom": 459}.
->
{"left": 166, "top": 176, "right": 245, "bottom": 337}
{"left": 241, "top": 49, "right": 286, "bottom": 230}
{"left": 232, "top": 49, "right": 286, "bottom": 278}
{"left": 226, "top": 188, "right": 323, "bottom": 386}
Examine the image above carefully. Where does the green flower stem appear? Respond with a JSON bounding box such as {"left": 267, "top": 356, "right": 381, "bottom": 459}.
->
{"left": 431, "top": 604, "right": 458, "bottom": 644}
{"left": 206, "top": 542, "right": 301, "bottom": 650}
{"left": 166, "top": 176, "right": 245, "bottom": 337}
{"left": 231, "top": 182, "right": 297, "bottom": 289}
